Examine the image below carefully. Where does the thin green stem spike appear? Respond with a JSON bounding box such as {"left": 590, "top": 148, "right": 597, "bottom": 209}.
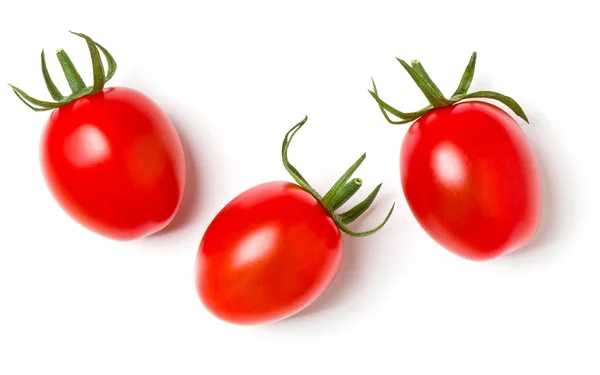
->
{"left": 70, "top": 32, "right": 105, "bottom": 93}
{"left": 330, "top": 178, "right": 362, "bottom": 211}
{"left": 369, "top": 89, "right": 431, "bottom": 124}
{"left": 281, "top": 117, "right": 395, "bottom": 238}
{"left": 9, "top": 84, "right": 62, "bottom": 110}
{"left": 451, "top": 52, "right": 477, "bottom": 97}
{"left": 94, "top": 42, "right": 117, "bottom": 81}
{"left": 56, "top": 49, "right": 86, "bottom": 92}
{"left": 370, "top": 52, "right": 530, "bottom": 128}
{"left": 321, "top": 154, "right": 366, "bottom": 211}
{"left": 338, "top": 183, "right": 383, "bottom": 225}
{"left": 41, "top": 50, "right": 63, "bottom": 101}
{"left": 369, "top": 78, "right": 432, "bottom": 121}
{"left": 453, "top": 90, "right": 529, "bottom": 123}
{"left": 411, "top": 60, "right": 443, "bottom": 96}
{"left": 334, "top": 202, "right": 395, "bottom": 237}
{"left": 281, "top": 116, "right": 322, "bottom": 200}
{"left": 369, "top": 78, "right": 431, "bottom": 125}
{"left": 10, "top": 32, "right": 119, "bottom": 112}
{"left": 396, "top": 58, "right": 452, "bottom": 108}
{"left": 60, "top": 87, "right": 94, "bottom": 103}
{"left": 9, "top": 88, "right": 51, "bottom": 111}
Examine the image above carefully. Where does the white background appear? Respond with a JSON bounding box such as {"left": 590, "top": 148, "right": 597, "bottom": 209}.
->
{"left": 1, "top": 1, "right": 598, "bottom": 374}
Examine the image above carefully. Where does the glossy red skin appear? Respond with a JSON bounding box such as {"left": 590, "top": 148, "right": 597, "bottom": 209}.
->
{"left": 401, "top": 101, "right": 542, "bottom": 261}
{"left": 196, "top": 181, "right": 343, "bottom": 325}
{"left": 40, "top": 87, "right": 186, "bottom": 241}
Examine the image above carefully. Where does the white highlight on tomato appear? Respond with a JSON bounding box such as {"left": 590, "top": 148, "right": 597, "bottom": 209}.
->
{"left": 64, "top": 125, "right": 111, "bottom": 168}
{"left": 232, "top": 225, "right": 280, "bottom": 268}
{"left": 433, "top": 141, "right": 467, "bottom": 188}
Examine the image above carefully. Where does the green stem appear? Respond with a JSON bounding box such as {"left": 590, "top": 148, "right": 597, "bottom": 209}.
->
{"left": 9, "top": 32, "right": 119, "bottom": 112}
{"left": 329, "top": 178, "right": 362, "bottom": 211}
{"left": 9, "top": 84, "right": 62, "bottom": 110}
{"left": 453, "top": 90, "right": 529, "bottom": 123}
{"left": 281, "top": 117, "right": 322, "bottom": 200}
{"left": 411, "top": 60, "right": 443, "bottom": 96}
{"left": 94, "top": 41, "right": 117, "bottom": 81}
{"left": 321, "top": 154, "right": 366, "bottom": 210}
{"left": 334, "top": 202, "right": 395, "bottom": 237}
{"left": 56, "top": 49, "right": 86, "bottom": 92}
{"left": 338, "top": 183, "right": 382, "bottom": 225}
{"left": 397, "top": 58, "right": 451, "bottom": 108}
{"left": 371, "top": 52, "right": 529, "bottom": 125}
{"left": 281, "top": 117, "right": 395, "bottom": 237}
{"left": 451, "top": 52, "right": 477, "bottom": 97}
{"left": 70, "top": 32, "right": 105, "bottom": 93}
{"left": 41, "top": 50, "right": 63, "bottom": 101}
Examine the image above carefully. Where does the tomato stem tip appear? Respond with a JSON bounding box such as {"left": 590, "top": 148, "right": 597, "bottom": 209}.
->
{"left": 281, "top": 117, "right": 395, "bottom": 237}
{"left": 370, "top": 51, "right": 529, "bottom": 124}
{"left": 9, "top": 32, "right": 118, "bottom": 112}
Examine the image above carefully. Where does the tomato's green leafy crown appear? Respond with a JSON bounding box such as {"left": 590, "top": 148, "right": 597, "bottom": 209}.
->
{"left": 8, "top": 32, "right": 117, "bottom": 112}
{"left": 369, "top": 52, "right": 529, "bottom": 124}
{"left": 282, "top": 116, "right": 395, "bottom": 237}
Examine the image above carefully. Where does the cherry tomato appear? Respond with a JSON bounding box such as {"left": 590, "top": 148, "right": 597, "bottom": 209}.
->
{"left": 195, "top": 117, "right": 394, "bottom": 325}
{"left": 400, "top": 102, "right": 541, "bottom": 260}
{"left": 371, "top": 53, "right": 541, "bottom": 261}
{"left": 196, "top": 181, "right": 343, "bottom": 325}
{"left": 40, "top": 87, "right": 185, "bottom": 240}
{"left": 10, "top": 32, "right": 185, "bottom": 240}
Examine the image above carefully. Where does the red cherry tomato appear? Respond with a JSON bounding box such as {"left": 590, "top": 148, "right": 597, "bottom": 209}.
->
{"left": 10, "top": 32, "right": 185, "bottom": 240}
{"left": 400, "top": 102, "right": 541, "bottom": 260}
{"left": 371, "top": 52, "right": 541, "bottom": 260}
{"left": 195, "top": 117, "right": 394, "bottom": 325}
{"left": 41, "top": 87, "right": 185, "bottom": 240}
{"left": 196, "top": 181, "right": 343, "bottom": 325}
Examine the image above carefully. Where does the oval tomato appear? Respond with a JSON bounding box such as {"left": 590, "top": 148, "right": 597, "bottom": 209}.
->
{"left": 196, "top": 181, "right": 343, "bottom": 325}
{"left": 400, "top": 101, "right": 541, "bottom": 260}
{"left": 195, "top": 117, "right": 394, "bottom": 325}
{"left": 10, "top": 32, "right": 185, "bottom": 240}
{"left": 370, "top": 52, "right": 542, "bottom": 260}
{"left": 40, "top": 87, "right": 186, "bottom": 240}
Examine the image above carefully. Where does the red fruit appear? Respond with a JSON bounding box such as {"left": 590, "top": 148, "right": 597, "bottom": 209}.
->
{"left": 10, "top": 32, "right": 185, "bottom": 241}
{"left": 371, "top": 53, "right": 542, "bottom": 261}
{"left": 196, "top": 117, "right": 395, "bottom": 325}
{"left": 197, "top": 181, "right": 343, "bottom": 325}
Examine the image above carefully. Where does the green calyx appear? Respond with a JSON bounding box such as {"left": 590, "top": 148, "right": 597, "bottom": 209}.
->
{"left": 369, "top": 52, "right": 529, "bottom": 124}
{"left": 282, "top": 116, "right": 395, "bottom": 237}
{"left": 9, "top": 32, "right": 117, "bottom": 112}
